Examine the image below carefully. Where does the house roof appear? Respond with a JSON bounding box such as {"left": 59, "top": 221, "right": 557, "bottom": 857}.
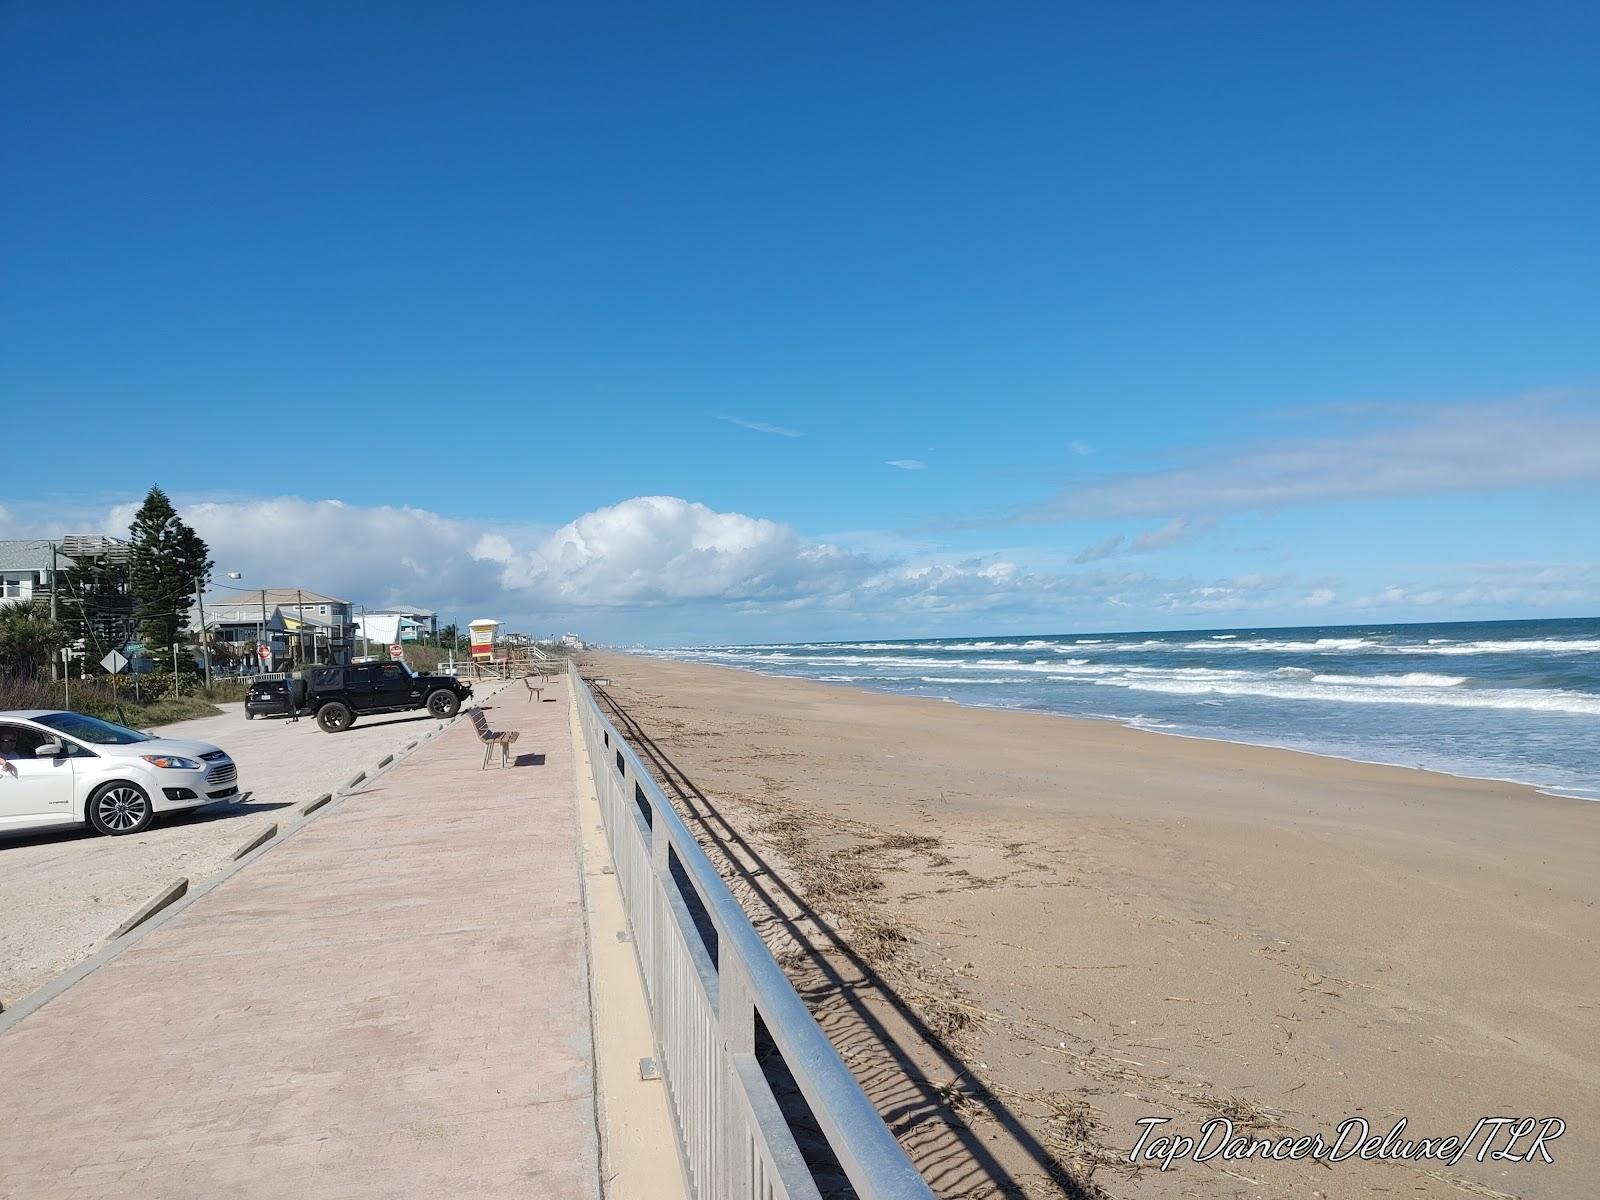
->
{"left": 1, "top": 536, "right": 134, "bottom": 572}
{"left": 221, "top": 587, "right": 351, "bottom": 607}
{"left": 0, "top": 540, "right": 59, "bottom": 572}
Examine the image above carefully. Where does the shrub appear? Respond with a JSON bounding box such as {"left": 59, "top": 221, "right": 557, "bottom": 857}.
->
{"left": 203, "top": 679, "right": 251, "bottom": 703}
{"left": 0, "top": 671, "right": 221, "bottom": 730}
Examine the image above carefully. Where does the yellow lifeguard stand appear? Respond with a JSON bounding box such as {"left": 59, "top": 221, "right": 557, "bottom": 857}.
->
{"left": 468, "top": 618, "right": 502, "bottom": 662}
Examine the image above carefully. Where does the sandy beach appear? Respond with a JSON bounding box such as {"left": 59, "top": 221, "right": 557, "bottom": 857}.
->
{"left": 586, "top": 651, "right": 1598, "bottom": 1200}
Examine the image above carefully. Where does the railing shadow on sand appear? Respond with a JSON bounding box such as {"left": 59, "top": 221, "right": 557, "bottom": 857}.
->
{"left": 589, "top": 678, "right": 1096, "bottom": 1200}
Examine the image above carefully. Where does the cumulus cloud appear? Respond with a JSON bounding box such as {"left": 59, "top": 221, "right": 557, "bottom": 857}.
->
{"left": 16, "top": 488, "right": 1595, "bottom": 641}
{"left": 712, "top": 414, "right": 803, "bottom": 438}
{"left": 990, "top": 396, "right": 1600, "bottom": 527}
{"left": 71, "top": 493, "right": 1312, "bottom": 634}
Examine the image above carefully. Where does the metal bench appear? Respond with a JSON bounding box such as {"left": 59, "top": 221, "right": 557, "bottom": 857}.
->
{"left": 522, "top": 674, "right": 544, "bottom": 703}
{"left": 468, "top": 708, "right": 520, "bottom": 769}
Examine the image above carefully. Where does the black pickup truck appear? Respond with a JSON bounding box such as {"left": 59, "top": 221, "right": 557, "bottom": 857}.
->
{"left": 302, "top": 661, "right": 473, "bottom": 732}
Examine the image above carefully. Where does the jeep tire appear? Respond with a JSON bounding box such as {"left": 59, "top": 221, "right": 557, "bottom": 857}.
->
{"left": 426, "top": 689, "right": 461, "bottom": 719}
{"left": 317, "top": 701, "right": 355, "bottom": 733}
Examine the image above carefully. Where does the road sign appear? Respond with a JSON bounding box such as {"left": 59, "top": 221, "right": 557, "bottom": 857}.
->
{"left": 258, "top": 645, "right": 271, "bottom": 662}
{"left": 389, "top": 643, "right": 404, "bottom": 659}
{"left": 101, "top": 650, "right": 129, "bottom": 674}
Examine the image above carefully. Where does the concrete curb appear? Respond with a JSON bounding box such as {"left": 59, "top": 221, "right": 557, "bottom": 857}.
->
{"left": 0, "top": 681, "right": 518, "bottom": 1039}
{"left": 108, "top": 878, "right": 189, "bottom": 940}
{"left": 231, "top": 823, "right": 278, "bottom": 860}
{"left": 302, "top": 792, "right": 334, "bottom": 815}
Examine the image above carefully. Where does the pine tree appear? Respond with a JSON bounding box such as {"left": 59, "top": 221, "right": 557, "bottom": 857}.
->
{"left": 57, "top": 553, "right": 134, "bottom": 667}
{"left": 127, "top": 486, "right": 213, "bottom": 664}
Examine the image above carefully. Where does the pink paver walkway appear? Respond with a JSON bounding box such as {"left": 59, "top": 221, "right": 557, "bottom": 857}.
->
{"left": 0, "top": 682, "right": 597, "bottom": 1200}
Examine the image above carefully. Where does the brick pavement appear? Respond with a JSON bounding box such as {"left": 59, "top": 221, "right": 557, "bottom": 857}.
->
{"left": 0, "top": 681, "right": 596, "bottom": 1200}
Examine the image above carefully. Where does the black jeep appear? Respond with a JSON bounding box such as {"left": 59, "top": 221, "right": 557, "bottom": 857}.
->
{"left": 304, "top": 661, "right": 473, "bottom": 732}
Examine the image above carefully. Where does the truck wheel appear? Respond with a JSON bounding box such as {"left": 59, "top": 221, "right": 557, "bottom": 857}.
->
{"left": 426, "top": 689, "right": 460, "bottom": 719}
{"left": 317, "top": 702, "right": 354, "bottom": 732}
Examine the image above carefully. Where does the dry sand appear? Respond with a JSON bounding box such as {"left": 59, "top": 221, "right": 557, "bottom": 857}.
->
{"left": 586, "top": 651, "right": 1597, "bottom": 1200}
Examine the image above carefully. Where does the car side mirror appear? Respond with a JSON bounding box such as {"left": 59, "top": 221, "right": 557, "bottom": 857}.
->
{"left": 34, "top": 741, "right": 65, "bottom": 757}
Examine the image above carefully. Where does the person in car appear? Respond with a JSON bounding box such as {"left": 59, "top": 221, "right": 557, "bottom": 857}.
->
{"left": 0, "top": 727, "right": 22, "bottom": 775}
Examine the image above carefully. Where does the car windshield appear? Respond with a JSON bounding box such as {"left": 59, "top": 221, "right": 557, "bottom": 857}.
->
{"left": 34, "top": 712, "right": 152, "bottom": 745}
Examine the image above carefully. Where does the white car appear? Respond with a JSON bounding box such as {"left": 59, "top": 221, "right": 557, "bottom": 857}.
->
{"left": 0, "top": 710, "right": 241, "bottom": 838}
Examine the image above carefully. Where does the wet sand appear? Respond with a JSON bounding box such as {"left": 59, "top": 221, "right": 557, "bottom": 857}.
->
{"left": 586, "top": 651, "right": 1597, "bottom": 1200}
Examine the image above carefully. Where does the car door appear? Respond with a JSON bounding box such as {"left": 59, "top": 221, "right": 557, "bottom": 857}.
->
{"left": 345, "top": 664, "right": 377, "bottom": 712}
{"left": 0, "top": 722, "right": 78, "bottom": 831}
{"left": 373, "top": 663, "right": 411, "bottom": 709}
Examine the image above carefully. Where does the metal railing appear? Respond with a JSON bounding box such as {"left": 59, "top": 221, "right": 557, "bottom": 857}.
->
{"left": 570, "top": 663, "right": 934, "bottom": 1200}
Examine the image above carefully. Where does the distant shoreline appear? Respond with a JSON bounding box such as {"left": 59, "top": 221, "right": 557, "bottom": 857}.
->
{"left": 617, "top": 649, "right": 1600, "bottom": 804}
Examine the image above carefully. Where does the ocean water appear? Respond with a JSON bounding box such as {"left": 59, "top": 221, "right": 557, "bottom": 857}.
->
{"left": 644, "top": 617, "right": 1600, "bottom": 800}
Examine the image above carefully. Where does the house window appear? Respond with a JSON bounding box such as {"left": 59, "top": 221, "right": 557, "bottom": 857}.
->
{"left": 1, "top": 575, "right": 23, "bottom": 599}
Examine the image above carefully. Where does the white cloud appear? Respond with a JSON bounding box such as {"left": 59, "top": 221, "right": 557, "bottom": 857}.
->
{"left": 1074, "top": 515, "right": 1216, "bottom": 563}
{"left": 1000, "top": 396, "right": 1600, "bottom": 526}
{"left": 712, "top": 414, "right": 803, "bottom": 438}
{"left": 14, "top": 489, "right": 1597, "bottom": 642}
{"left": 75, "top": 494, "right": 1306, "bottom": 634}
{"left": 1070, "top": 441, "right": 1094, "bottom": 456}
{"left": 1073, "top": 534, "right": 1125, "bottom": 564}
{"left": 886, "top": 459, "right": 927, "bottom": 471}
{"left": 1130, "top": 515, "right": 1215, "bottom": 552}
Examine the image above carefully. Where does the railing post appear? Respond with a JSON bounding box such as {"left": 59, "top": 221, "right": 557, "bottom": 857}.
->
{"left": 716, "top": 950, "right": 756, "bottom": 1200}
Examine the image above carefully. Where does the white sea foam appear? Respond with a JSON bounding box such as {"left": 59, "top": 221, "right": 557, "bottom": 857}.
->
{"left": 1311, "top": 672, "right": 1469, "bottom": 688}
{"left": 1111, "top": 677, "right": 1600, "bottom": 716}
{"left": 1181, "top": 637, "right": 1378, "bottom": 652}
{"left": 1389, "top": 639, "right": 1600, "bottom": 656}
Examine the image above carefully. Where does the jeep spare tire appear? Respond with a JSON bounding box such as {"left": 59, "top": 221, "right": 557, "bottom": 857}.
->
{"left": 317, "top": 701, "right": 355, "bottom": 732}
{"left": 426, "top": 689, "right": 461, "bottom": 719}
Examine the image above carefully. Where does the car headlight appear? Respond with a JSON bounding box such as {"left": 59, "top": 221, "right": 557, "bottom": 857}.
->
{"left": 141, "top": 755, "right": 201, "bottom": 770}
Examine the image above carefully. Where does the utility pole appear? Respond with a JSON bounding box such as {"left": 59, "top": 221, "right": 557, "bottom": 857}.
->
{"left": 261, "top": 589, "right": 270, "bottom": 672}
{"left": 196, "top": 576, "right": 212, "bottom": 689}
{"left": 297, "top": 588, "right": 305, "bottom": 666}
{"left": 49, "top": 542, "right": 59, "bottom": 682}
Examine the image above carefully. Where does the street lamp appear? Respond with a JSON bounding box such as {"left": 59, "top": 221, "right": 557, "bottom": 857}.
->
{"left": 197, "top": 571, "right": 246, "bottom": 688}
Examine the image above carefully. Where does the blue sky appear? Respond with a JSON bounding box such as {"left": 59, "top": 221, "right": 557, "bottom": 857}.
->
{"left": 2, "top": 2, "right": 1597, "bottom": 643}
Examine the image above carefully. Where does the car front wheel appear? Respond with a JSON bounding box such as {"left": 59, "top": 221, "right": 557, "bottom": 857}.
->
{"left": 317, "top": 702, "right": 354, "bottom": 732}
{"left": 88, "top": 781, "right": 154, "bottom": 836}
{"left": 426, "top": 689, "right": 461, "bottom": 719}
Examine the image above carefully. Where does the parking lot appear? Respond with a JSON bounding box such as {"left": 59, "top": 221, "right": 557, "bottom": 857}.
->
{"left": 0, "top": 681, "right": 509, "bottom": 1006}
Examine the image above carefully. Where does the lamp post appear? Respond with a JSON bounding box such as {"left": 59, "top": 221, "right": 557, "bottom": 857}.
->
{"left": 194, "top": 570, "right": 243, "bottom": 689}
